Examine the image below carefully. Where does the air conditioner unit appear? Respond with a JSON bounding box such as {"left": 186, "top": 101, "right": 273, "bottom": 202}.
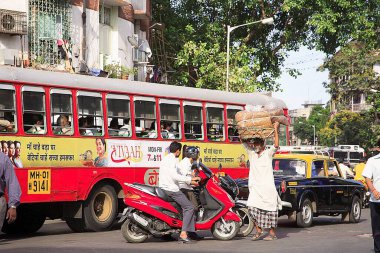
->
{"left": 0, "top": 9, "right": 27, "bottom": 35}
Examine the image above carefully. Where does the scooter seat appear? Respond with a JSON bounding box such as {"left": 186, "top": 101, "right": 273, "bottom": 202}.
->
{"left": 155, "top": 187, "right": 173, "bottom": 202}
{"left": 133, "top": 183, "right": 156, "bottom": 194}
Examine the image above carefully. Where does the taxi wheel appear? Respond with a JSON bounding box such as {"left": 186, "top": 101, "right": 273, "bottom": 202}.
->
{"left": 296, "top": 198, "right": 313, "bottom": 228}
{"left": 349, "top": 196, "right": 361, "bottom": 223}
{"left": 83, "top": 184, "right": 118, "bottom": 231}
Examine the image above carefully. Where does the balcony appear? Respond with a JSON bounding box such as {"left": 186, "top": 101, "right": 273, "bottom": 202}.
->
{"left": 348, "top": 103, "right": 372, "bottom": 112}
{"left": 131, "top": 0, "right": 150, "bottom": 19}
{"left": 102, "top": 0, "right": 129, "bottom": 6}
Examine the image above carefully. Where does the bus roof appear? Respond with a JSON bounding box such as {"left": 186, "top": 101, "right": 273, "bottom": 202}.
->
{"left": 0, "top": 66, "right": 287, "bottom": 108}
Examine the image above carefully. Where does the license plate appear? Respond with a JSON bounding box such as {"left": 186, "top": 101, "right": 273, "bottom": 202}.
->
{"left": 28, "top": 169, "right": 51, "bottom": 194}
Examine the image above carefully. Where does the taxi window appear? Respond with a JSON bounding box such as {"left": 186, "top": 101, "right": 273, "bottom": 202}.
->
{"left": 273, "top": 159, "right": 306, "bottom": 177}
{"left": 328, "top": 161, "right": 340, "bottom": 177}
{"left": 311, "top": 160, "right": 326, "bottom": 177}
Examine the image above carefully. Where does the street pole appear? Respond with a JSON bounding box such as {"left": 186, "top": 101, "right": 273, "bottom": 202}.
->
{"left": 313, "top": 125, "right": 316, "bottom": 146}
{"left": 226, "top": 25, "right": 231, "bottom": 92}
{"left": 225, "top": 17, "right": 274, "bottom": 92}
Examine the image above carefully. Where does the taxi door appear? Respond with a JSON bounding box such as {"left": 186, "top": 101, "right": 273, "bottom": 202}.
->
{"left": 310, "top": 160, "right": 331, "bottom": 212}
{"left": 327, "top": 160, "right": 349, "bottom": 211}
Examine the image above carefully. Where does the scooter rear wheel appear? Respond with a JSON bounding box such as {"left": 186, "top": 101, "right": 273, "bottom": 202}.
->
{"left": 211, "top": 219, "right": 239, "bottom": 240}
{"left": 121, "top": 219, "right": 148, "bottom": 243}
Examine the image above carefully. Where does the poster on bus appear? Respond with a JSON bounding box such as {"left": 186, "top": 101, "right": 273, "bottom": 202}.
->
{"left": 0, "top": 136, "right": 248, "bottom": 169}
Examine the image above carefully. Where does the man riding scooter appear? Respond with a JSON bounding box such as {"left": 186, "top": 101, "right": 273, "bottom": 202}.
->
{"left": 158, "top": 141, "right": 201, "bottom": 243}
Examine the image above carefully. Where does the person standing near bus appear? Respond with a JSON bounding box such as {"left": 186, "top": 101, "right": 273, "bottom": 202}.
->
{"left": 242, "top": 122, "right": 280, "bottom": 241}
{"left": 0, "top": 151, "right": 21, "bottom": 230}
{"left": 362, "top": 140, "right": 380, "bottom": 253}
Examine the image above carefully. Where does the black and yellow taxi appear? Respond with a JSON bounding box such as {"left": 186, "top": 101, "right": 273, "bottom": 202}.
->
{"left": 235, "top": 153, "right": 366, "bottom": 227}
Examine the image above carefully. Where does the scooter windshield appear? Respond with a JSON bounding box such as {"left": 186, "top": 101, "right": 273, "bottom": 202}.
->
{"left": 198, "top": 162, "right": 213, "bottom": 178}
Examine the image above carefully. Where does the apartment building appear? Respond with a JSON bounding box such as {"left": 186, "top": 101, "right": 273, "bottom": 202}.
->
{"left": 0, "top": 0, "right": 151, "bottom": 81}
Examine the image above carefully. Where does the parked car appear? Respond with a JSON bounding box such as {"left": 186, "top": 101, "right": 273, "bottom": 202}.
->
{"left": 235, "top": 154, "right": 366, "bottom": 227}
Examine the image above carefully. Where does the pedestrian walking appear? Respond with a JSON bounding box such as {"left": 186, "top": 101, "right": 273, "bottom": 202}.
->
{"left": 242, "top": 122, "right": 280, "bottom": 241}
{"left": 0, "top": 151, "right": 21, "bottom": 231}
{"left": 362, "top": 139, "right": 380, "bottom": 253}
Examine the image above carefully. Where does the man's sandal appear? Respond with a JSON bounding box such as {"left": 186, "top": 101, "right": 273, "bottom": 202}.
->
{"left": 251, "top": 231, "right": 264, "bottom": 241}
{"left": 263, "top": 234, "right": 278, "bottom": 241}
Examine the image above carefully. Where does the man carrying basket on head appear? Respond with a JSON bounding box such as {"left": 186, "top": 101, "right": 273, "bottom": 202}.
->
{"left": 241, "top": 122, "right": 280, "bottom": 241}
{"left": 236, "top": 105, "right": 287, "bottom": 241}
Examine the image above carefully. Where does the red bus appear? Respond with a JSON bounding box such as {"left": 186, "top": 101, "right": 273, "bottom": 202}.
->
{"left": 0, "top": 66, "right": 289, "bottom": 234}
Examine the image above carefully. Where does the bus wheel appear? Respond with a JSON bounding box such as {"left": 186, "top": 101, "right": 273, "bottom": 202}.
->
{"left": 66, "top": 218, "right": 86, "bottom": 232}
{"left": 2, "top": 205, "right": 46, "bottom": 234}
{"left": 83, "top": 184, "right": 118, "bottom": 231}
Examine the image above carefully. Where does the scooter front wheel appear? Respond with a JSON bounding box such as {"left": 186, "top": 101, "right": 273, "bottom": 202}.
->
{"left": 121, "top": 219, "right": 148, "bottom": 243}
{"left": 211, "top": 219, "right": 239, "bottom": 240}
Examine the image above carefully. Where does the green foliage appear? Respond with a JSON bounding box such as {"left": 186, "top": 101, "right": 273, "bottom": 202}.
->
{"left": 104, "top": 63, "right": 137, "bottom": 79}
{"left": 293, "top": 106, "right": 330, "bottom": 144}
{"left": 152, "top": 0, "right": 379, "bottom": 91}
{"left": 321, "top": 42, "right": 380, "bottom": 106}
{"left": 318, "top": 110, "right": 375, "bottom": 149}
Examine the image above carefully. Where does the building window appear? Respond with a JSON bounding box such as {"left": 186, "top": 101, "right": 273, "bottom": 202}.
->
{"left": 29, "top": 0, "right": 72, "bottom": 66}
{"left": 99, "top": 5, "right": 111, "bottom": 26}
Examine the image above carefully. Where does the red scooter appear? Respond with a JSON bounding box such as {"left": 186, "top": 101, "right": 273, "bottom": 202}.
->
{"left": 120, "top": 162, "right": 241, "bottom": 243}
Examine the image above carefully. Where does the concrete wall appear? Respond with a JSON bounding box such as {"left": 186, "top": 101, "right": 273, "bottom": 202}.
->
{"left": 71, "top": 4, "right": 84, "bottom": 72}
{"left": 117, "top": 18, "right": 134, "bottom": 68}
{"left": 85, "top": 8, "right": 100, "bottom": 68}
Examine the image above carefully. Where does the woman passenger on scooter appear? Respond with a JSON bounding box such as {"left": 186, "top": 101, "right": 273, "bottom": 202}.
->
{"left": 178, "top": 146, "right": 201, "bottom": 211}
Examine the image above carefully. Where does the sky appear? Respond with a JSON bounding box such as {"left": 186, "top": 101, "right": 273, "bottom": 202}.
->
{"left": 272, "top": 47, "right": 331, "bottom": 110}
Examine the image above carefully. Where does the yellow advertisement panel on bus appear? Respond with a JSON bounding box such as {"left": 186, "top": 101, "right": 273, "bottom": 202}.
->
{"left": 0, "top": 137, "right": 248, "bottom": 169}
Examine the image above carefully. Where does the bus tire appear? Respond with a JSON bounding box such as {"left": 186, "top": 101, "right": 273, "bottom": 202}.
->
{"left": 66, "top": 218, "right": 86, "bottom": 232}
{"left": 83, "top": 184, "right": 118, "bottom": 231}
{"left": 2, "top": 205, "right": 46, "bottom": 234}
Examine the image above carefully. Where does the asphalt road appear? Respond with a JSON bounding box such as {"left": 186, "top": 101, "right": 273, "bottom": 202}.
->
{"left": 0, "top": 209, "right": 374, "bottom": 253}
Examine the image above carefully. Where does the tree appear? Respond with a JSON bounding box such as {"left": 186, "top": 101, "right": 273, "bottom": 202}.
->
{"left": 293, "top": 106, "right": 330, "bottom": 144}
{"left": 320, "top": 42, "right": 380, "bottom": 109}
{"left": 319, "top": 110, "right": 375, "bottom": 149}
{"left": 152, "top": 0, "right": 379, "bottom": 91}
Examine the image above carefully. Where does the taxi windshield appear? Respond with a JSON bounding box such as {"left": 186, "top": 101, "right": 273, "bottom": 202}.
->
{"left": 272, "top": 159, "right": 306, "bottom": 177}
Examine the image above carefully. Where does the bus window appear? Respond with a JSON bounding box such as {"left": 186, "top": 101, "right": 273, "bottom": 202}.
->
{"left": 227, "top": 105, "right": 243, "bottom": 142}
{"left": 23, "top": 87, "right": 46, "bottom": 135}
{"left": 77, "top": 91, "right": 103, "bottom": 136}
{"left": 51, "top": 89, "right": 73, "bottom": 135}
{"left": 184, "top": 102, "right": 203, "bottom": 140}
{"left": 206, "top": 104, "right": 225, "bottom": 142}
{"left": 0, "top": 84, "right": 17, "bottom": 133}
{"left": 160, "top": 99, "right": 180, "bottom": 139}
{"left": 134, "top": 97, "right": 156, "bottom": 138}
{"left": 107, "top": 94, "right": 130, "bottom": 137}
